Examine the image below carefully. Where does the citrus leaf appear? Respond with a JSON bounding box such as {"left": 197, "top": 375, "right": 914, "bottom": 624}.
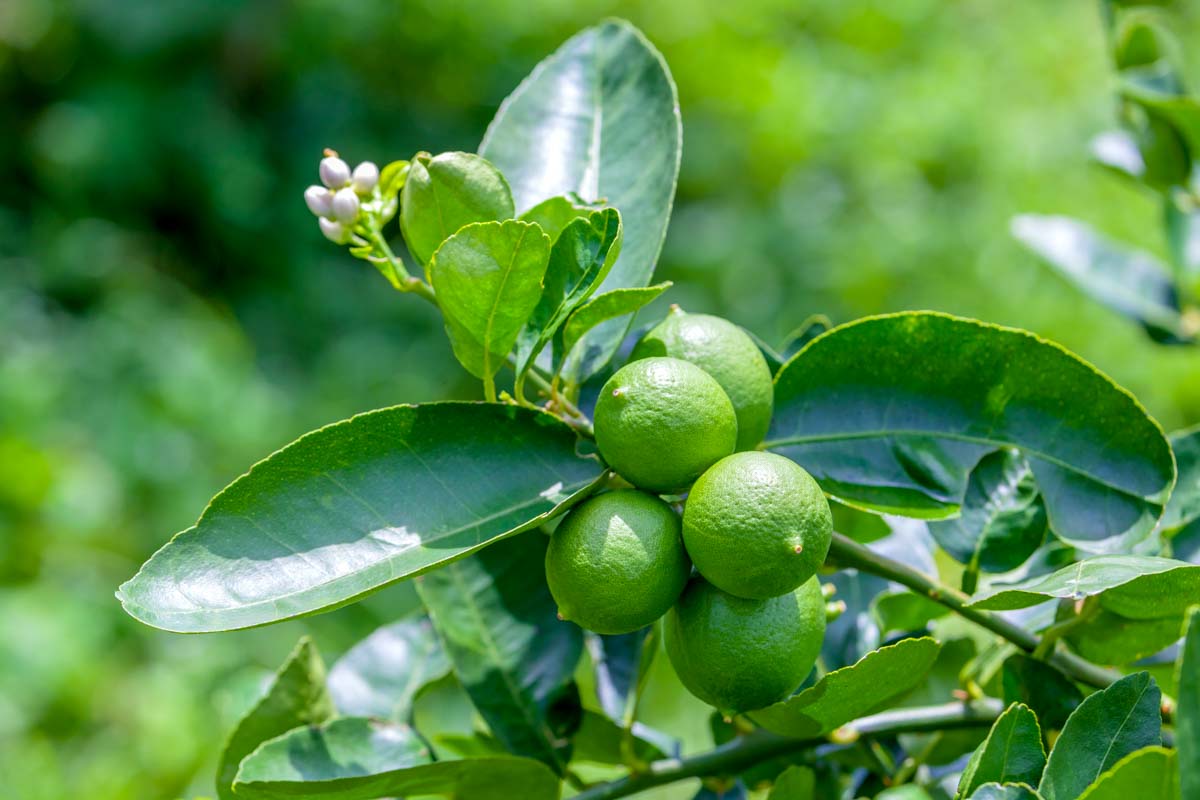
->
{"left": 586, "top": 626, "right": 656, "bottom": 725}
{"left": 556, "top": 283, "right": 672, "bottom": 375}
{"left": 515, "top": 208, "right": 623, "bottom": 380}
{"left": 429, "top": 220, "right": 552, "bottom": 381}
{"left": 871, "top": 591, "right": 948, "bottom": 636}
{"left": 570, "top": 709, "right": 667, "bottom": 765}
{"left": 400, "top": 151, "right": 514, "bottom": 266}
{"left": 416, "top": 530, "right": 583, "bottom": 774}
{"left": 968, "top": 785, "right": 1043, "bottom": 800}
{"left": 1121, "top": 71, "right": 1200, "bottom": 157}
{"left": 1164, "top": 425, "right": 1200, "bottom": 534}
{"left": 969, "top": 556, "right": 1200, "bottom": 619}
{"left": 1001, "top": 655, "right": 1082, "bottom": 731}
{"left": 957, "top": 703, "right": 1046, "bottom": 798}
{"left": 929, "top": 449, "right": 1047, "bottom": 575}
{"left": 768, "top": 312, "right": 1175, "bottom": 551}
{"left": 768, "top": 766, "right": 815, "bottom": 799}
{"left": 519, "top": 194, "right": 603, "bottom": 244}
{"left": 216, "top": 637, "right": 333, "bottom": 800}
{"left": 117, "top": 403, "right": 604, "bottom": 632}
{"left": 1176, "top": 608, "right": 1200, "bottom": 800}
{"left": 1038, "top": 672, "right": 1161, "bottom": 800}
{"left": 1011, "top": 214, "right": 1191, "bottom": 344}
{"left": 480, "top": 19, "right": 681, "bottom": 383}
{"left": 1076, "top": 746, "right": 1179, "bottom": 800}
{"left": 327, "top": 616, "right": 449, "bottom": 722}
{"left": 1064, "top": 608, "right": 1184, "bottom": 664}
{"left": 750, "top": 637, "right": 941, "bottom": 737}
{"left": 233, "top": 717, "right": 560, "bottom": 800}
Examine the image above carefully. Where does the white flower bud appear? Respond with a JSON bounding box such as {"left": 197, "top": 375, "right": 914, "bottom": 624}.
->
{"left": 331, "top": 187, "right": 361, "bottom": 223}
{"left": 352, "top": 161, "right": 379, "bottom": 194}
{"left": 304, "top": 185, "right": 333, "bottom": 217}
{"left": 319, "top": 217, "right": 351, "bottom": 244}
{"left": 319, "top": 156, "right": 351, "bottom": 188}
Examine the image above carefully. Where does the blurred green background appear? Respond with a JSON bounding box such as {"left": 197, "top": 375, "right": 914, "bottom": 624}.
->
{"left": 3, "top": 1, "right": 1200, "bottom": 797}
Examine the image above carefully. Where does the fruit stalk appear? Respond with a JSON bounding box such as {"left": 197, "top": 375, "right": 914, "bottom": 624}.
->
{"left": 572, "top": 699, "right": 1003, "bottom": 800}
{"left": 825, "top": 533, "right": 1124, "bottom": 690}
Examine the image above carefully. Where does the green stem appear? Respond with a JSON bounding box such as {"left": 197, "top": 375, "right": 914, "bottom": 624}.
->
{"left": 826, "top": 533, "right": 1123, "bottom": 690}
{"left": 1032, "top": 597, "right": 1098, "bottom": 660}
{"left": 367, "top": 226, "right": 438, "bottom": 306}
{"left": 572, "top": 700, "right": 1002, "bottom": 800}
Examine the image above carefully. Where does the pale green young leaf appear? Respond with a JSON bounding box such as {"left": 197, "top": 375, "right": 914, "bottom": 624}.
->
{"left": 520, "top": 194, "right": 603, "bottom": 243}
{"left": 400, "top": 151, "right": 514, "bottom": 265}
{"left": 957, "top": 703, "right": 1046, "bottom": 798}
{"left": 429, "top": 220, "right": 551, "bottom": 380}
{"left": 555, "top": 282, "right": 672, "bottom": 375}
{"left": 1076, "top": 746, "right": 1178, "bottom": 800}
{"left": 327, "top": 616, "right": 450, "bottom": 722}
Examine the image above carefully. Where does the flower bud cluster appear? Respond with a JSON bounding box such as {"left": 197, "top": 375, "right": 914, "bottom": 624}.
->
{"left": 304, "top": 149, "right": 381, "bottom": 244}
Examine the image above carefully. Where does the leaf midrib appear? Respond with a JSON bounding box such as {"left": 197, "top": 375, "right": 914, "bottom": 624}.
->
{"left": 483, "top": 225, "right": 531, "bottom": 378}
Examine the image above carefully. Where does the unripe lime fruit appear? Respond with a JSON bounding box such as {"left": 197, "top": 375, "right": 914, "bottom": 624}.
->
{"left": 545, "top": 490, "right": 690, "bottom": 635}
{"left": 594, "top": 357, "right": 738, "bottom": 493}
{"left": 683, "top": 451, "right": 832, "bottom": 599}
{"left": 664, "top": 575, "right": 825, "bottom": 712}
{"left": 632, "top": 310, "right": 774, "bottom": 450}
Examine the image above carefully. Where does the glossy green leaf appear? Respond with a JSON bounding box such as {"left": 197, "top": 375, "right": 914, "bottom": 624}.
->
{"left": 929, "top": 450, "right": 1047, "bottom": 575}
{"left": 514, "top": 209, "right": 623, "bottom": 380}
{"left": 1076, "top": 746, "right": 1179, "bottom": 800}
{"left": 750, "top": 637, "right": 940, "bottom": 737}
{"left": 233, "top": 717, "right": 560, "bottom": 800}
{"left": 216, "top": 637, "right": 333, "bottom": 800}
{"left": 968, "top": 785, "right": 1043, "bottom": 800}
{"left": 429, "top": 220, "right": 552, "bottom": 381}
{"left": 327, "top": 616, "right": 450, "bottom": 721}
{"left": 957, "top": 703, "right": 1046, "bottom": 798}
{"left": 1012, "top": 215, "right": 1191, "bottom": 344}
{"left": 1164, "top": 426, "right": 1200, "bottom": 533}
{"left": 117, "top": 403, "right": 604, "bottom": 632}
{"left": 480, "top": 20, "right": 681, "bottom": 382}
{"left": 970, "top": 556, "right": 1200, "bottom": 619}
{"left": 1176, "top": 608, "right": 1200, "bottom": 800}
{"left": 871, "top": 591, "right": 948, "bottom": 635}
{"left": 400, "top": 151, "right": 514, "bottom": 266}
{"left": 1038, "top": 672, "right": 1161, "bottom": 800}
{"left": 768, "top": 766, "right": 815, "bottom": 799}
{"left": 570, "top": 709, "right": 665, "bottom": 765}
{"left": 1121, "top": 71, "right": 1200, "bottom": 158}
{"left": 416, "top": 531, "right": 583, "bottom": 773}
{"left": 586, "top": 626, "right": 656, "bottom": 725}
{"left": 519, "top": 195, "right": 602, "bottom": 243}
{"left": 556, "top": 282, "right": 672, "bottom": 375}
{"left": 1001, "top": 655, "right": 1082, "bottom": 731}
{"left": 768, "top": 313, "right": 1174, "bottom": 552}
{"left": 1091, "top": 130, "right": 1146, "bottom": 183}
{"left": 1065, "top": 608, "right": 1183, "bottom": 664}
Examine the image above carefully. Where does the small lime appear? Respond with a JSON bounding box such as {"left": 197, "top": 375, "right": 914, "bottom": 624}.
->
{"left": 594, "top": 357, "right": 738, "bottom": 493}
{"left": 632, "top": 309, "right": 774, "bottom": 450}
{"left": 664, "top": 575, "right": 826, "bottom": 712}
{"left": 545, "top": 490, "right": 690, "bottom": 635}
{"left": 683, "top": 451, "right": 832, "bottom": 599}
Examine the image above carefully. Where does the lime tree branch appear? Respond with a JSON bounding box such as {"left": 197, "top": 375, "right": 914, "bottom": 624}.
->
{"left": 826, "top": 533, "right": 1123, "bottom": 690}
{"left": 573, "top": 700, "right": 1003, "bottom": 800}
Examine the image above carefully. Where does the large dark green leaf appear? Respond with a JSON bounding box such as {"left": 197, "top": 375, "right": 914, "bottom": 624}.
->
{"left": 1001, "top": 655, "right": 1082, "bottom": 731}
{"left": 969, "top": 555, "right": 1200, "bottom": 619}
{"left": 118, "top": 403, "right": 604, "bottom": 632}
{"left": 957, "top": 703, "right": 1046, "bottom": 798}
{"left": 216, "top": 637, "right": 334, "bottom": 800}
{"left": 768, "top": 312, "right": 1175, "bottom": 552}
{"left": 1075, "top": 746, "right": 1178, "bottom": 800}
{"left": 929, "top": 449, "right": 1047, "bottom": 580}
{"left": 586, "top": 626, "right": 656, "bottom": 725}
{"left": 480, "top": 20, "right": 681, "bottom": 383}
{"left": 429, "top": 220, "right": 552, "bottom": 382}
{"left": 399, "top": 151, "right": 514, "bottom": 267}
{"left": 1011, "top": 215, "right": 1190, "bottom": 344}
{"left": 750, "top": 638, "right": 940, "bottom": 737}
{"left": 1064, "top": 608, "right": 1184, "bottom": 664}
{"left": 416, "top": 531, "right": 583, "bottom": 774}
{"left": 1038, "top": 672, "right": 1161, "bottom": 800}
{"left": 233, "top": 717, "right": 560, "bottom": 800}
{"left": 328, "top": 616, "right": 450, "bottom": 721}
{"left": 1177, "top": 608, "right": 1200, "bottom": 800}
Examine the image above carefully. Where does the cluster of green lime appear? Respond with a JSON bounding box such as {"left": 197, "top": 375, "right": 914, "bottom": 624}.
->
{"left": 545, "top": 309, "right": 834, "bottom": 713}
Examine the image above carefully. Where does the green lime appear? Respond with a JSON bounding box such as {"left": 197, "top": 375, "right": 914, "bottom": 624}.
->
{"left": 594, "top": 357, "right": 738, "bottom": 493}
{"left": 545, "top": 490, "right": 690, "bottom": 635}
{"left": 632, "top": 309, "right": 774, "bottom": 450}
{"left": 683, "top": 451, "right": 831, "bottom": 599}
{"left": 664, "top": 575, "right": 825, "bottom": 712}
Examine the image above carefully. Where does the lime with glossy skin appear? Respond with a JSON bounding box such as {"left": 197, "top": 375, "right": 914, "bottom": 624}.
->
{"left": 545, "top": 490, "right": 690, "bottom": 635}
{"left": 632, "top": 309, "right": 774, "bottom": 450}
{"left": 683, "top": 451, "right": 832, "bottom": 599}
{"left": 664, "top": 575, "right": 826, "bottom": 712}
{"left": 594, "top": 357, "right": 738, "bottom": 493}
